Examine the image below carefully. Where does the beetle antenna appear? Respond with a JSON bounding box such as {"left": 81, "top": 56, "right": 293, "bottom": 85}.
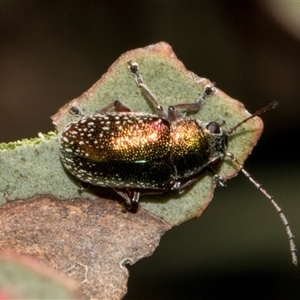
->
{"left": 225, "top": 152, "right": 297, "bottom": 266}
{"left": 227, "top": 101, "right": 278, "bottom": 134}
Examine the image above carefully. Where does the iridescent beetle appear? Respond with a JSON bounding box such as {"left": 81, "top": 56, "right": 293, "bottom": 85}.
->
{"left": 59, "top": 61, "right": 297, "bottom": 265}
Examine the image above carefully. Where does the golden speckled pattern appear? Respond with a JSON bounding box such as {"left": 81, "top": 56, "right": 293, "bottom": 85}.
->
{"left": 170, "top": 119, "right": 207, "bottom": 157}
{"left": 60, "top": 113, "right": 170, "bottom": 162}
{"left": 170, "top": 119, "right": 210, "bottom": 177}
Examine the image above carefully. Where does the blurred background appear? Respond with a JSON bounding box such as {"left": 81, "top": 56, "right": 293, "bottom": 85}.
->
{"left": 0, "top": 1, "right": 300, "bottom": 299}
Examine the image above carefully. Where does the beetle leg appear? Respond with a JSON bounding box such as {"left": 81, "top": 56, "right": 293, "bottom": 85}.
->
{"left": 167, "top": 106, "right": 181, "bottom": 122}
{"left": 206, "top": 165, "right": 227, "bottom": 187}
{"left": 171, "top": 165, "right": 227, "bottom": 191}
{"left": 113, "top": 188, "right": 140, "bottom": 211}
{"left": 78, "top": 181, "right": 90, "bottom": 193}
{"left": 171, "top": 170, "right": 206, "bottom": 191}
{"left": 171, "top": 178, "right": 199, "bottom": 191}
{"left": 170, "top": 83, "right": 215, "bottom": 115}
{"left": 127, "top": 61, "right": 167, "bottom": 119}
{"left": 167, "top": 83, "right": 214, "bottom": 121}
{"left": 69, "top": 99, "right": 131, "bottom": 116}
{"left": 99, "top": 99, "right": 132, "bottom": 113}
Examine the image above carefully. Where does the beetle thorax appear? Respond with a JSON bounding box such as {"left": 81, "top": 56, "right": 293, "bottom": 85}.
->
{"left": 169, "top": 118, "right": 228, "bottom": 179}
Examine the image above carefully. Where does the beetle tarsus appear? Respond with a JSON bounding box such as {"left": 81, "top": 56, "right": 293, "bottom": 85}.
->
{"left": 69, "top": 105, "right": 84, "bottom": 116}
{"left": 213, "top": 174, "right": 226, "bottom": 188}
{"left": 78, "top": 181, "right": 89, "bottom": 193}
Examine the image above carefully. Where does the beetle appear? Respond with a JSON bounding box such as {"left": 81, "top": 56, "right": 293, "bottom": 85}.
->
{"left": 59, "top": 61, "right": 297, "bottom": 265}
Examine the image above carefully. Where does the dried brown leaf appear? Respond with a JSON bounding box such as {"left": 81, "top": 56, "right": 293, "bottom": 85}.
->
{"left": 0, "top": 195, "right": 170, "bottom": 299}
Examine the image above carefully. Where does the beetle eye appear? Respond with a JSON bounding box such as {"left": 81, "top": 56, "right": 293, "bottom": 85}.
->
{"left": 206, "top": 122, "right": 221, "bottom": 134}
